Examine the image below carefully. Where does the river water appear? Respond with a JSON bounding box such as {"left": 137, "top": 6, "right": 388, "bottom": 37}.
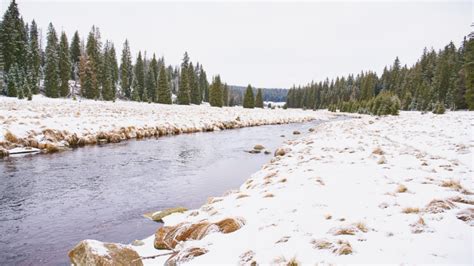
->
{"left": 0, "top": 119, "right": 327, "bottom": 265}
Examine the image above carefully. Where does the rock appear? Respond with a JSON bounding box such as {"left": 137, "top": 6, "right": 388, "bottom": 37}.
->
{"left": 144, "top": 207, "right": 188, "bottom": 222}
{"left": 308, "top": 128, "right": 315, "bottom": 132}
{"left": 154, "top": 217, "right": 245, "bottom": 250}
{"left": 68, "top": 240, "right": 143, "bottom": 266}
{"left": 264, "top": 150, "right": 271, "bottom": 155}
{"left": 293, "top": 130, "right": 301, "bottom": 135}
{"left": 274, "top": 148, "right": 286, "bottom": 156}
{"left": 253, "top": 144, "right": 265, "bottom": 150}
{"left": 280, "top": 135, "right": 285, "bottom": 137}
{"left": 131, "top": 240, "right": 145, "bottom": 246}
{"left": 247, "top": 149, "right": 261, "bottom": 154}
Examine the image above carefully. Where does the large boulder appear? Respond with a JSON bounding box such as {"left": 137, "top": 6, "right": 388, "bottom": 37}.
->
{"left": 68, "top": 240, "right": 143, "bottom": 266}
{"left": 154, "top": 217, "right": 245, "bottom": 250}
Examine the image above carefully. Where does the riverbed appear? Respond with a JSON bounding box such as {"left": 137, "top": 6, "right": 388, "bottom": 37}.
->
{"left": 0, "top": 119, "right": 328, "bottom": 265}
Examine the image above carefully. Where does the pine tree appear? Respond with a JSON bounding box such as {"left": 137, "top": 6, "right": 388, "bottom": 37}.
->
{"left": 119, "top": 39, "right": 133, "bottom": 99}
{"left": 28, "top": 20, "right": 41, "bottom": 94}
{"left": 101, "top": 41, "right": 115, "bottom": 101}
{"left": 58, "top": 31, "right": 71, "bottom": 97}
{"left": 133, "top": 51, "right": 145, "bottom": 101}
{"left": 44, "top": 23, "right": 59, "bottom": 98}
{"left": 85, "top": 26, "right": 101, "bottom": 99}
{"left": 243, "top": 84, "right": 255, "bottom": 108}
{"left": 148, "top": 54, "right": 159, "bottom": 101}
{"left": 70, "top": 31, "right": 81, "bottom": 80}
{"left": 157, "top": 64, "right": 171, "bottom": 104}
{"left": 189, "top": 63, "right": 201, "bottom": 104}
{"left": 145, "top": 67, "right": 156, "bottom": 102}
{"left": 79, "top": 53, "right": 97, "bottom": 99}
{"left": 199, "top": 67, "right": 209, "bottom": 102}
{"left": 222, "top": 83, "right": 229, "bottom": 106}
{"left": 6, "top": 63, "right": 19, "bottom": 97}
{"left": 209, "top": 75, "right": 223, "bottom": 107}
{"left": 0, "top": 0, "right": 27, "bottom": 74}
{"left": 464, "top": 37, "right": 474, "bottom": 110}
{"left": 177, "top": 52, "right": 190, "bottom": 105}
{"left": 255, "top": 88, "right": 264, "bottom": 108}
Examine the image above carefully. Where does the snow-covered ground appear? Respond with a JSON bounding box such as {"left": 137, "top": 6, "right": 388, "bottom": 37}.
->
{"left": 0, "top": 95, "right": 329, "bottom": 151}
{"left": 131, "top": 111, "right": 473, "bottom": 265}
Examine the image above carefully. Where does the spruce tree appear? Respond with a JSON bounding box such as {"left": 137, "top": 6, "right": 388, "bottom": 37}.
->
{"left": 6, "top": 63, "right": 19, "bottom": 97}
{"left": 209, "top": 75, "right": 223, "bottom": 107}
{"left": 70, "top": 31, "right": 81, "bottom": 80}
{"left": 222, "top": 83, "right": 229, "bottom": 106}
{"left": 243, "top": 84, "right": 255, "bottom": 108}
{"left": 464, "top": 37, "right": 474, "bottom": 110}
{"left": 28, "top": 20, "right": 41, "bottom": 94}
{"left": 133, "top": 51, "right": 145, "bottom": 101}
{"left": 120, "top": 39, "right": 132, "bottom": 99}
{"left": 177, "top": 52, "right": 190, "bottom": 105}
{"left": 189, "top": 62, "right": 201, "bottom": 104}
{"left": 199, "top": 67, "right": 209, "bottom": 102}
{"left": 145, "top": 67, "right": 156, "bottom": 102}
{"left": 58, "top": 31, "right": 71, "bottom": 97}
{"left": 79, "top": 53, "right": 97, "bottom": 99}
{"left": 85, "top": 26, "right": 101, "bottom": 99}
{"left": 101, "top": 41, "right": 114, "bottom": 101}
{"left": 44, "top": 23, "right": 59, "bottom": 98}
{"left": 255, "top": 88, "right": 264, "bottom": 108}
{"left": 108, "top": 43, "right": 118, "bottom": 98}
{"left": 149, "top": 54, "right": 159, "bottom": 101}
{"left": 0, "top": 0, "right": 27, "bottom": 74}
{"left": 157, "top": 64, "right": 171, "bottom": 104}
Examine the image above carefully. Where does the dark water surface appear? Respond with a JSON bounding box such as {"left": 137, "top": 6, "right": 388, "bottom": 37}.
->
{"left": 0, "top": 119, "right": 326, "bottom": 265}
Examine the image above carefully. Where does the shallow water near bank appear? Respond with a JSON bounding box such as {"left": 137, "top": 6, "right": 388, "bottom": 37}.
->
{"left": 0, "top": 119, "right": 329, "bottom": 265}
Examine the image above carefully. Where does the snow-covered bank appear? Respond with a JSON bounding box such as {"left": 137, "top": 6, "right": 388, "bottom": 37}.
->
{"left": 0, "top": 96, "right": 333, "bottom": 154}
{"left": 126, "top": 111, "right": 473, "bottom": 265}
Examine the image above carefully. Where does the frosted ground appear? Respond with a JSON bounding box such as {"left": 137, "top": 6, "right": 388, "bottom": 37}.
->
{"left": 133, "top": 111, "right": 473, "bottom": 265}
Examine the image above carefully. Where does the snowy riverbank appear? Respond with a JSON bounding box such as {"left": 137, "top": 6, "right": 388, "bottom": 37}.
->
{"left": 0, "top": 96, "right": 333, "bottom": 155}
{"left": 121, "top": 111, "right": 473, "bottom": 265}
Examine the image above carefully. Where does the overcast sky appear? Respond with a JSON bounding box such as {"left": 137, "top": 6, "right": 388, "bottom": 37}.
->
{"left": 6, "top": 0, "right": 472, "bottom": 88}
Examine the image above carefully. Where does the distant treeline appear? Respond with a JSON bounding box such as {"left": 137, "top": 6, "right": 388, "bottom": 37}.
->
{"left": 287, "top": 35, "right": 474, "bottom": 113}
{"left": 229, "top": 86, "right": 287, "bottom": 105}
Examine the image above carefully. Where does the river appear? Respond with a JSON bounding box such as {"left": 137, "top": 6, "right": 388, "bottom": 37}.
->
{"left": 0, "top": 119, "right": 328, "bottom": 265}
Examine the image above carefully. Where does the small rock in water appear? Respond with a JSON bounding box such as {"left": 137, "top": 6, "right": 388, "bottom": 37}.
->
{"left": 131, "top": 240, "right": 145, "bottom": 246}
{"left": 253, "top": 144, "right": 265, "bottom": 150}
{"left": 248, "top": 149, "right": 261, "bottom": 154}
{"left": 293, "top": 130, "right": 301, "bottom": 135}
{"left": 264, "top": 150, "right": 271, "bottom": 155}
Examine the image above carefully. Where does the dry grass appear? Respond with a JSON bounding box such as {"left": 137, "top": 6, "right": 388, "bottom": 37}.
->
{"left": 354, "top": 222, "right": 368, "bottom": 233}
{"left": 402, "top": 207, "right": 420, "bottom": 214}
{"left": 331, "top": 227, "right": 356, "bottom": 236}
{"left": 449, "top": 196, "right": 474, "bottom": 205}
{"left": 286, "top": 257, "right": 299, "bottom": 266}
{"left": 279, "top": 178, "right": 287, "bottom": 183}
{"left": 236, "top": 194, "right": 249, "bottom": 199}
{"left": 333, "top": 240, "right": 353, "bottom": 255}
{"left": 441, "top": 179, "right": 463, "bottom": 190}
{"left": 263, "top": 193, "right": 274, "bottom": 198}
{"left": 311, "top": 239, "right": 334, "bottom": 250}
{"left": 324, "top": 214, "right": 332, "bottom": 220}
{"left": 424, "top": 199, "right": 456, "bottom": 214}
{"left": 4, "top": 131, "right": 18, "bottom": 143}
{"left": 396, "top": 184, "right": 408, "bottom": 193}
{"left": 372, "top": 147, "right": 384, "bottom": 155}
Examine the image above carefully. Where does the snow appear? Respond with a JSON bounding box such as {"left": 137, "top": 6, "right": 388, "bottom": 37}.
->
{"left": 0, "top": 95, "right": 331, "bottom": 147}
{"left": 85, "top": 239, "right": 111, "bottom": 257}
{"left": 131, "top": 111, "right": 473, "bottom": 264}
